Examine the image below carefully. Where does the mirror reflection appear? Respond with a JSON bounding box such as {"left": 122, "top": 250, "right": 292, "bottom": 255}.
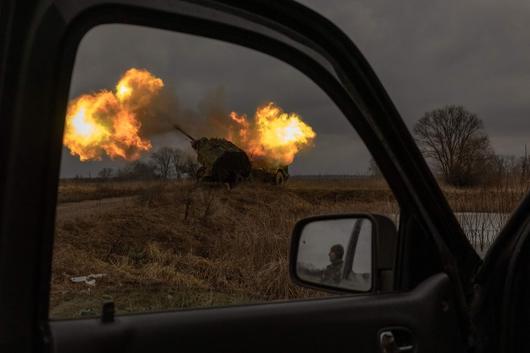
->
{"left": 296, "top": 217, "right": 372, "bottom": 291}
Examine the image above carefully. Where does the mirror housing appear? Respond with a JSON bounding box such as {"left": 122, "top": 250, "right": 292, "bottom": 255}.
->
{"left": 289, "top": 213, "right": 397, "bottom": 293}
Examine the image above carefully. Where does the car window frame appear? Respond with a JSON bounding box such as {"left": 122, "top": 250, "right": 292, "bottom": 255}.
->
{"left": 0, "top": 0, "right": 481, "bottom": 348}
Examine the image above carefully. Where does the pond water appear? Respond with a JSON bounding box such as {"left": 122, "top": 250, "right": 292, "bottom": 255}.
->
{"left": 388, "top": 212, "right": 509, "bottom": 259}
{"left": 455, "top": 212, "right": 508, "bottom": 258}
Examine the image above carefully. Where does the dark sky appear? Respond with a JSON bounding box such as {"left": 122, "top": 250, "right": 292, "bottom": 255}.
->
{"left": 302, "top": 0, "right": 530, "bottom": 155}
{"left": 61, "top": 0, "right": 530, "bottom": 177}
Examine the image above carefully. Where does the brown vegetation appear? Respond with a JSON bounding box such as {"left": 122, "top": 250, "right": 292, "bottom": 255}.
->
{"left": 51, "top": 177, "right": 396, "bottom": 319}
{"left": 58, "top": 179, "right": 156, "bottom": 203}
{"left": 442, "top": 178, "right": 530, "bottom": 253}
{"left": 51, "top": 176, "right": 528, "bottom": 319}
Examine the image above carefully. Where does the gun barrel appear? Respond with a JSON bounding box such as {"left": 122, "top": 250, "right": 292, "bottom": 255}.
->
{"left": 173, "top": 124, "right": 195, "bottom": 142}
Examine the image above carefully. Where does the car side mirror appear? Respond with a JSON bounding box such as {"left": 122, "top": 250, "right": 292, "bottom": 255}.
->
{"left": 289, "top": 214, "right": 397, "bottom": 293}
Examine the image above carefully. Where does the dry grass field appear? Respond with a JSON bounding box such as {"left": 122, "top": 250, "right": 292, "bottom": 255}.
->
{"left": 50, "top": 177, "right": 528, "bottom": 319}
{"left": 51, "top": 177, "right": 397, "bottom": 318}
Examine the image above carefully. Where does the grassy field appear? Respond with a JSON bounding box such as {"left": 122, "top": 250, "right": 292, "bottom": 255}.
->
{"left": 51, "top": 177, "right": 397, "bottom": 318}
{"left": 50, "top": 177, "right": 528, "bottom": 319}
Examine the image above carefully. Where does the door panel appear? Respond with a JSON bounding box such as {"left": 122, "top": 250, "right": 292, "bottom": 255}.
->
{"left": 471, "top": 192, "right": 530, "bottom": 353}
{"left": 0, "top": 1, "right": 473, "bottom": 352}
{"left": 50, "top": 274, "right": 461, "bottom": 353}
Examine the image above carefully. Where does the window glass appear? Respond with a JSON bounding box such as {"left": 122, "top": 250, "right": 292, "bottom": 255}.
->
{"left": 301, "top": 0, "right": 530, "bottom": 257}
{"left": 51, "top": 24, "right": 398, "bottom": 319}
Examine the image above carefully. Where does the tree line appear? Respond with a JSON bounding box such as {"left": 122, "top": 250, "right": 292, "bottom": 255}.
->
{"left": 97, "top": 105, "right": 525, "bottom": 187}
{"left": 371, "top": 105, "right": 528, "bottom": 187}
{"left": 97, "top": 147, "right": 199, "bottom": 180}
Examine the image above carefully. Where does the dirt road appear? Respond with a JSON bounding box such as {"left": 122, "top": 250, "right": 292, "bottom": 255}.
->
{"left": 55, "top": 196, "right": 136, "bottom": 222}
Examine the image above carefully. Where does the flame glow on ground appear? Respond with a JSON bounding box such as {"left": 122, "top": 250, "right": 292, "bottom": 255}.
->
{"left": 229, "top": 102, "right": 316, "bottom": 166}
{"left": 63, "top": 68, "right": 163, "bottom": 161}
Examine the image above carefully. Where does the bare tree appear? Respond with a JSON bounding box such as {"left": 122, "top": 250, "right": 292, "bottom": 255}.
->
{"left": 170, "top": 148, "right": 186, "bottom": 180}
{"left": 97, "top": 167, "right": 113, "bottom": 179}
{"left": 117, "top": 161, "right": 157, "bottom": 180}
{"left": 150, "top": 147, "right": 174, "bottom": 179}
{"left": 183, "top": 156, "right": 200, "bottom": 179}
{"left": 521, "top": 143, "right": 528, "bottom": 180}
{"left": 414, "top": 105, "right": 493, "bottom": 186}
{"left": 367, "top": 158, "right": 382, "bottom": 177}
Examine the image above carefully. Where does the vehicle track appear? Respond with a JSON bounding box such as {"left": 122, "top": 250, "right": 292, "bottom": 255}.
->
{"left": 55, "top": 196, "right": 136, "bottom": 222}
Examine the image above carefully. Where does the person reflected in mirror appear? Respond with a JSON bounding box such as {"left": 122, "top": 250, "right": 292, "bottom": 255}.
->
{"left": 321, "top": 244, "right": 344, "bottom": 285}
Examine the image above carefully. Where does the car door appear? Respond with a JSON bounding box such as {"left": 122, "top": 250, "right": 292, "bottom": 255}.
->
{"left": 0, "top": 1, "right": 482, "bottom": 353}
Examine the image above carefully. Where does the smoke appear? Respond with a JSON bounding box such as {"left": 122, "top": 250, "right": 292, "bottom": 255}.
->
{"left": 63, "top": 68, "right": 163, "bottom": 161}
{"left": 138, "top": 85, "right": 316, "bottom": 167}
{"left": 138, "top": 84, "right": 231, "bottom": 141}
{"left": 64, "top": 67, "right": 316, "bottom": 167}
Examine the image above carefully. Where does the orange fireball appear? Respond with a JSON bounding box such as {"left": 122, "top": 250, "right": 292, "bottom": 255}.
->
{"left": 229, "top": 102, "right": 316, "bottom": 166}
{"left": 63, "top": 68, "right": 163, "bottom": 161}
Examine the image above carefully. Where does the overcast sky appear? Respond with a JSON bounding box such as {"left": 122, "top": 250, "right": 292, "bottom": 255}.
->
{"left": 61, "top": 0, "right": 530, "bottom": 177}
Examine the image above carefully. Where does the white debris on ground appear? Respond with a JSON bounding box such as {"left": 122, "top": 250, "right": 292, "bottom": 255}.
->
{"left": 70, "top": 273, "right": 106, "bottom": 286}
